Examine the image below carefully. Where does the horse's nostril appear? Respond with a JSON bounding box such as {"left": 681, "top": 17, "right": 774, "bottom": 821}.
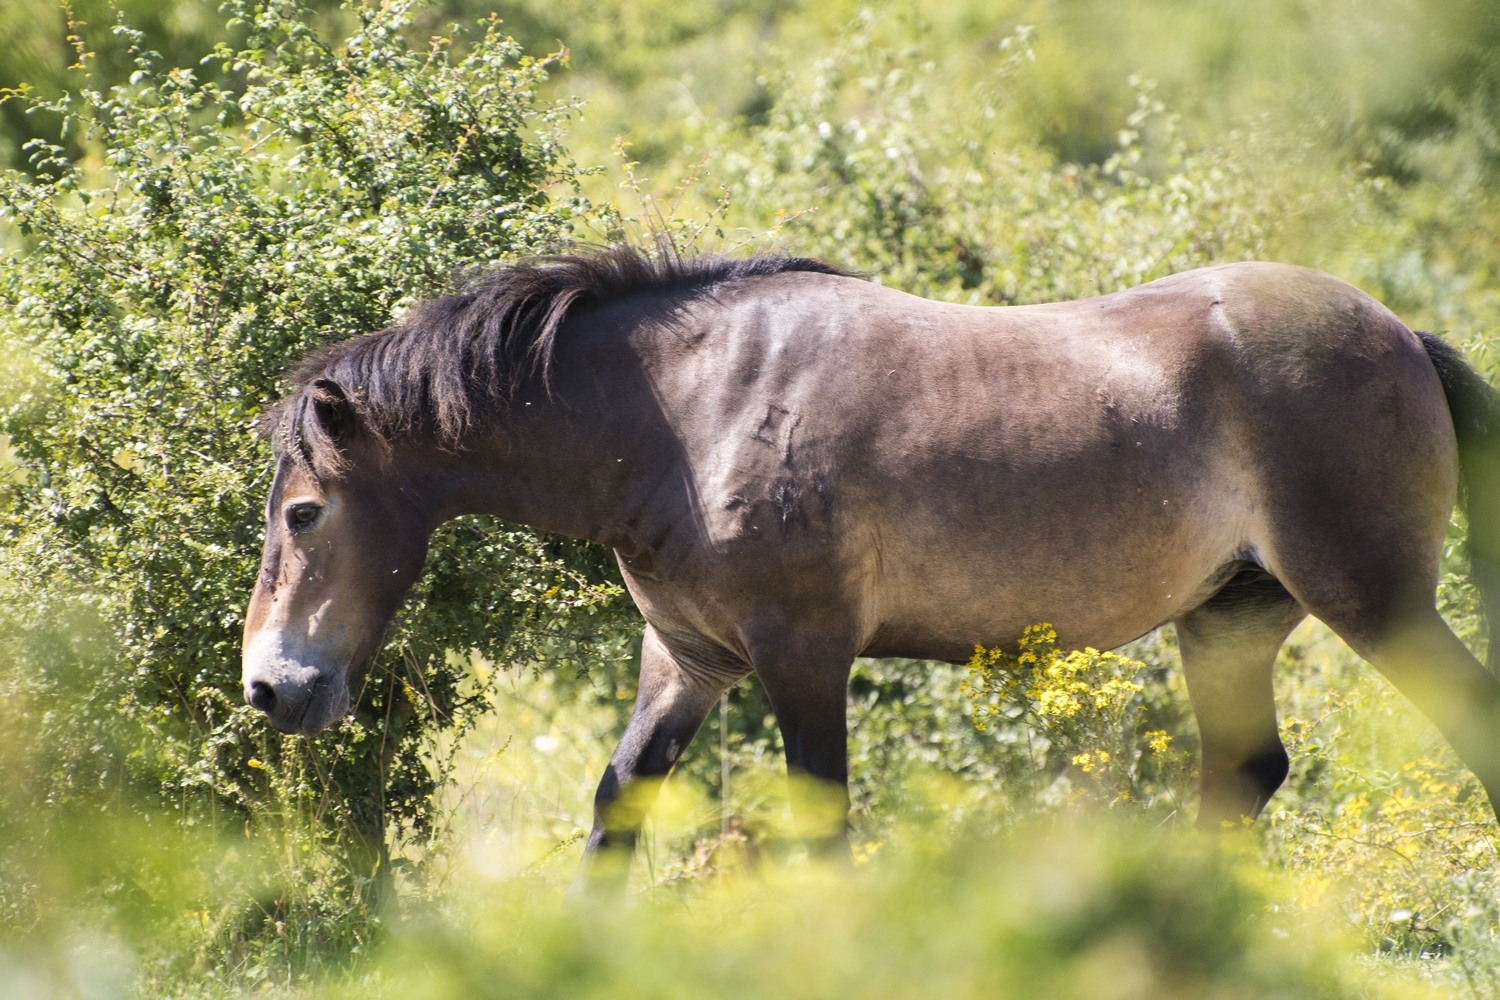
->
{"left": 247, "top": 680, "right": 278, "bottom": 713}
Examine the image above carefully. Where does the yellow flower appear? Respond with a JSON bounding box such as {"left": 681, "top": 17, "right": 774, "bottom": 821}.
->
{"left": 1071, "top": 750, "right": 1111, "bottom": 774}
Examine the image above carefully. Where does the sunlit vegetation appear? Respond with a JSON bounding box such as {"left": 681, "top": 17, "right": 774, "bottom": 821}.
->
{"left": 4, "top": 0, "right": 1500, "bottom": 996}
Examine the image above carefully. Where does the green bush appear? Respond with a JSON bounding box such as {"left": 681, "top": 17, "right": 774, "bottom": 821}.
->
{"left": 0, "top": 0, "right": 634, "bottom": 979}
{"left": 703, "top": 16, "right": 1274, "bottom": 304}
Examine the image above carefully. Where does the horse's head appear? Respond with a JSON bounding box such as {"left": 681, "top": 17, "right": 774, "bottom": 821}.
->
{"left": 241, "top": 380, "right": 434, "bottom": 734}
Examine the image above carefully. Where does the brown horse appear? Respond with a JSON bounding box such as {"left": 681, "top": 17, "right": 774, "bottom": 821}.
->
{"left": 242, "top": 246, "right": 1500, "bottom": 891}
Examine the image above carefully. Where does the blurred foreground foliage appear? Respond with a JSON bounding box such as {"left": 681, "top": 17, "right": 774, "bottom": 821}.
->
{"left": 4, "top": 0, "right": 1500, "bottom": 997}
{"left": 368, "top": 818, "right": 1391, "bottom": 1000}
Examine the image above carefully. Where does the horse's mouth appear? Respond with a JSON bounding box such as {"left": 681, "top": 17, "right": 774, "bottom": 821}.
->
{"left": 254, "top": 670, "right": 352, "bottom": 735}
{"left": 290, "top": 674, "right": 352, "bottom": 735}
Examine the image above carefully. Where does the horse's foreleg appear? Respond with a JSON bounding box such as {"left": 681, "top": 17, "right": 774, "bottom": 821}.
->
{"left": 750, "top": 639, "right": 855, "bottom": 858}
{"left": 1177, "top": 569, "right": 1305, "bottom": 829}
{"left": 570, "top": 625, "right": 743, "bottom": 899}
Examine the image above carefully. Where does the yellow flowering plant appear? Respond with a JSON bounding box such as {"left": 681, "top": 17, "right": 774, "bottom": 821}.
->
{"left": 962, "top": 624, "right": 1191, "bottom": 810}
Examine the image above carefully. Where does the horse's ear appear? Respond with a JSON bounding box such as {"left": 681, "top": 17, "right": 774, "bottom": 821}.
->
{"left": 311, "top": 379, "right": 355, "bottom": 442}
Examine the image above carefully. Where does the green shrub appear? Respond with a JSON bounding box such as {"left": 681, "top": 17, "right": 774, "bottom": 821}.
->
{"left": 0, "top": 0, "right": 634, "bottom": 980}
{"left": 705, "top": 16, "right": 1273, "bottom": 305}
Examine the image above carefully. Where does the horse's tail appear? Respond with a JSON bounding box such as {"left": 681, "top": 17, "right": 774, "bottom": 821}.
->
{"left": 1418, "top": 330, "right": 1500, "bottom": 665}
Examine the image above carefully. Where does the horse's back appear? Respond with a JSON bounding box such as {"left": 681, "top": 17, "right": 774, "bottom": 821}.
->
{"left": 630, "top": 263, "right": 1456, "bottom": 660}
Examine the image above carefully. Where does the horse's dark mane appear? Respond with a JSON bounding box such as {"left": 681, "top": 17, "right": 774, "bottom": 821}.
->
{"left": 263, "top": 245, "right": 849, "bottom": 473}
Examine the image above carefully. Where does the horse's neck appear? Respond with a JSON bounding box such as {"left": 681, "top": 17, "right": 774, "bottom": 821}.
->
{"left": 434, "top": 351, "right": 687, "bottom": 556}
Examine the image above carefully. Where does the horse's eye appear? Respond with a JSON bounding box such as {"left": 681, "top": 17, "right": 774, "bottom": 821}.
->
{"left": 286, "top": 503, "right": 322, "bottom": 532}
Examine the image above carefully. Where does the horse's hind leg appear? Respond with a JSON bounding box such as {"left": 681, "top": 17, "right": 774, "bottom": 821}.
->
{"left": 571, "top": 624, "right": 747, "bottom": 898}
{"left": 1177, "top": 567, "right": 1306, "bottom": 829}
{"left": 1338, "top": 606, "right": 1500, "bottom": 813}
{"left": 1265, "top": 508, "right": 1500, "bottom": 815}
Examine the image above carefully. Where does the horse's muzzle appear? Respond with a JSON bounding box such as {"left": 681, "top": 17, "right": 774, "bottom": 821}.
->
{"left": 242, "top": 632, "right": 351, "bottom": 734}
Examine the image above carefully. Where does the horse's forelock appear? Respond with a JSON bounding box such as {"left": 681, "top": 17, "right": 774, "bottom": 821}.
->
{"left": 259, "top": 385, "right": 349, "bottom": 480}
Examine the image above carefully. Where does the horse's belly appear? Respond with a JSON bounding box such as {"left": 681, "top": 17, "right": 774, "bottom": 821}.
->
{"left": 856, "top": 493, "right": 1248, "bottom": 660}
